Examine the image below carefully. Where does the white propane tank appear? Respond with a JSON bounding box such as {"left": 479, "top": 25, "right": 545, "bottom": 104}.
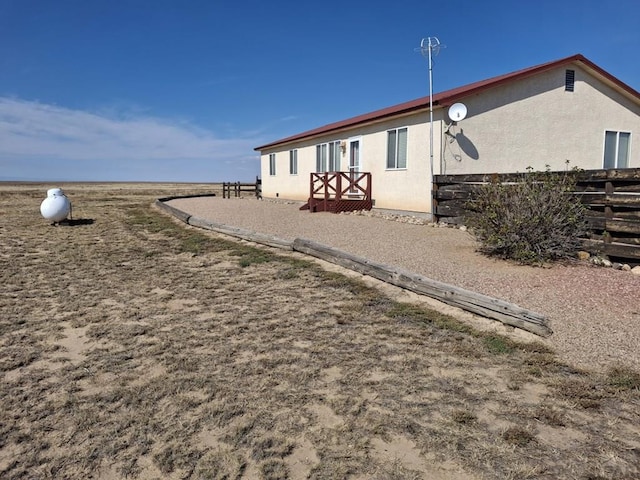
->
{"left": 40, "top": 188, "right": 71, "bottom": 223}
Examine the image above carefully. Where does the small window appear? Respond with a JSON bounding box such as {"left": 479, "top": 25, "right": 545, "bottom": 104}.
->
{"left": 603, "top": 131, "right": 630, "bottom": 169}
{"left": 386, "top": 127, "right": 408, "bottom": 169}
{"left": 269, "top": 153, "right": 276, "bottom": 176}
{"left": 565, "top": 69, "right": 575, "bottom": 92}
{"left": 289, "top": 149, "right": 298, "bottom": 175}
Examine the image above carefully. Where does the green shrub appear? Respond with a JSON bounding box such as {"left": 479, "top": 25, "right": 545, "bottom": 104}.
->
{"left": 465, "top": 168, "right": 588, "bottom": 264}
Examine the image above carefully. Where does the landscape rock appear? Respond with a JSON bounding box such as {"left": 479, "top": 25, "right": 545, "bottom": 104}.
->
{"left": 576, "top": 251, "right": 590, "bottom": 261}
{"left": 632, "top": 266, "right": 640, "bottom": 276}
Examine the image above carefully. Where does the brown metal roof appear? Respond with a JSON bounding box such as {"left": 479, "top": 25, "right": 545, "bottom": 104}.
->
{"left": 254, "top": 54, "right": 640, "bottom": 151}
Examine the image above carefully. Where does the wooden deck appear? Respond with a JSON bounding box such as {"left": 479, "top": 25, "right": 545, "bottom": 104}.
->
{"left": 300, "top": 171, "right": 372, "bottom": 213}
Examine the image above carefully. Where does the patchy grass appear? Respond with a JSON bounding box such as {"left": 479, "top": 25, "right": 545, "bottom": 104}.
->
{"left": 607, "top": 365, "right": 640, "bottom": 391}
{"left": 1, "top": 183, "right": 639, "bottom": 480}
{"left": 483, "top": 334, "right": 516, "bottom": 355}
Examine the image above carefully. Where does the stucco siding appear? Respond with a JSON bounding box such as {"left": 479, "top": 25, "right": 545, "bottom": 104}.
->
{"left": 261, "top": 112, "right": 443, "bottom": 212}
{"left": 443, "top": 66, "right": 640, "bottom": 174}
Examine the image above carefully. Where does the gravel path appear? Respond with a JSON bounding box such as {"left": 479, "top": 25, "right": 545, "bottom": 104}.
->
{"left": 168, "top": 196, "right": 640, "bottom": 373}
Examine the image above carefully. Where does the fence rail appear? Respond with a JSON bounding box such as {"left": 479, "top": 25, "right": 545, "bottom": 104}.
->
{"left": 222, "top": 176, "right": 262, "bottom": 199}
{"left": 433, "top": 168, "right": 640, "bottom": 262}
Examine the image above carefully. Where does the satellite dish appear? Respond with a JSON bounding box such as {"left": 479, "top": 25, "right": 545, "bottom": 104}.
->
{"left": 448, "top": 103, "right": 468, "bottom": 122}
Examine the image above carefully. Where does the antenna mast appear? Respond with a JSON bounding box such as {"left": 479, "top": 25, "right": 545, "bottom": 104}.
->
{"left": 417, "top": 37, "right": 443, "bottom": 219}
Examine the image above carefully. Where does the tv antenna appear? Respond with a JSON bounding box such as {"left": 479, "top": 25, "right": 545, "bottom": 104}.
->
{"left": 417, "top": 37, "right": 443, "bottom": 59}
{"left": 416, "top": 37, "right": 445, "bottom": 218}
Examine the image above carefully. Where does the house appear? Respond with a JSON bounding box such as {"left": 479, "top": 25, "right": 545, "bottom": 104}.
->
{"left": 254, "top": 54, "right": 640, "bottom": 217}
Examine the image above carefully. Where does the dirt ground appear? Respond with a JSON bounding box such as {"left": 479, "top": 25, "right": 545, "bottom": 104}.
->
{"left": 1, "top": 183, "right": 639, "bottom": 480}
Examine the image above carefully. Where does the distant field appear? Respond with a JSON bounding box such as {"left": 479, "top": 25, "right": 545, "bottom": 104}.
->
{"left": 0, "top": 181, "right": 223, "bottom": 195}
{"left": 1, "top": 184, "right": 639, "bottom": 479}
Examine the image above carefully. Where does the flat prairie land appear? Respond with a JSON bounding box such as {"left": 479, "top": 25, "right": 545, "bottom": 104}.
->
{"left": 1, "top": 183, "right": 639, "bottom": 480}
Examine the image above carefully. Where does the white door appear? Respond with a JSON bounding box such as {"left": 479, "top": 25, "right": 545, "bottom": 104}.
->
{"left": 348, "top": 138, "right": 361, "bottom": 195}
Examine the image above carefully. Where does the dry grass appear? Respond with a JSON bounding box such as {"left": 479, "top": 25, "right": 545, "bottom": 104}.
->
{"left": 1, "top": 183, "right": 639, "bottom": 480}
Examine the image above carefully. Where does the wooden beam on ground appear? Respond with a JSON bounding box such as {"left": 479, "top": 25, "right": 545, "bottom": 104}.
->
{"left": 293, "top": 238, "right": 552, "bottom": 337}
{"left": 156, "top": 197, "right": 551, "bottom": 337}
{"left": 154, "top": 199, "right": 192, "bottom": 223}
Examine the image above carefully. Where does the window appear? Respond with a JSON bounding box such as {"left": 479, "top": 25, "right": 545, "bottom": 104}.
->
{"left": 289, "top": 149, "right": 298, "bottom": 175}
{"left": 329, "top": 141, "right": 340, "bottom": 171}
{"left": 387, "top": 127, "right": 408, "bottom": 169}
{"left": 565, "top": 69, "right": 575, "bottom": 92}
{"left": 316, "top": 141, "right": 341, "bottom": 172}
{"left": 603, "top": 131, "right": 630, "bottom": 169}
{"left": 269, "top": 153, "right": 276, "bottom": 176}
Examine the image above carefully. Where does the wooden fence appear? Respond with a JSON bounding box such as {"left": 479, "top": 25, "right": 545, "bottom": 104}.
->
{"left": 222, "top": 176, "right": 262, "bottom": 199}
{"left": 433, "top": 168, "right": 640, "bottom": 261}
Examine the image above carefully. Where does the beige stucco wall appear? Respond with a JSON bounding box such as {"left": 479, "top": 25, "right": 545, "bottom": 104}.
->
{"left": 259, "top": 63, "right": 640, "bottom": 215}
{"left": 260, "top": 111, "right": 444, "bottom": 213}
{"left": 442, "top": 66, "right": 640, "bottom": 174}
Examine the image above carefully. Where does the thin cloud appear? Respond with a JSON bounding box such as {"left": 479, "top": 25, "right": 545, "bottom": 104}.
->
{"left": 0, "top": 97, "right": 262, "bottom": 181}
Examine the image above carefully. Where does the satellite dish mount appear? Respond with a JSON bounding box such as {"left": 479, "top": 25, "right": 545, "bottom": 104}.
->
{"left": 445, "top": 102, "right": 468, "bottom": 140}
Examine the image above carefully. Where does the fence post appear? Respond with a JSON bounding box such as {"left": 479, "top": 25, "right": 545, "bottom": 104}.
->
{"left": 432, "top": 179, "right": 439, "bottom": 223}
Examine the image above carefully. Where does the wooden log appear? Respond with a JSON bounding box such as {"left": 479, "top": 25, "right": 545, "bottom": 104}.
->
{"left": 602, "top": 241, "right": 640, "bottom": 259}
{"left": 606, "top": 168, "right": 640, "bottom": 180}
{"left": 434, "top": 203, "right": 465, "bottom": 216}
{"left": 610, "top": 183, "right": 640, "bottom": 193}
{"left": 154, "top": 199, "right": 191, "bottom": 223}
{"left": 577, "top": 193, "right": 608, "bottom": 205}
{"left": 434, "top": 189, "right": 474, "bottom": 200}
{"left": 187, "top": 216, "right": 293, "bottom": 250}
{"left": 614, "top": 236, "right": 640, "bottom": 246}
{"left": 605, "top": 218, "right": 640, "bottom": 234}
{"left": 580, "top": 238, "right": 605, "bottom": 253}
{"left": 292, "top": 238, "right": 552, "bottom": 337}
{"left": 605, "top": 194, "right": 640, "bottom": 206}
{"left": 609, "top": 209, "right": 640, "bottom": 219}
{"left": 584, "top": 215, "right": 606, "bottom": 229}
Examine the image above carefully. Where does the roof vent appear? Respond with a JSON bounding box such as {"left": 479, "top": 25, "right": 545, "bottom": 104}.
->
{"left": 565, "top": 69, "right": 575, "bottom": 92}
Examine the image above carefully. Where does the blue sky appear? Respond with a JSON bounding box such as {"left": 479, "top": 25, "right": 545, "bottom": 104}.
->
{"left": 1, "top": 0, "right": 639, "bottom": 182}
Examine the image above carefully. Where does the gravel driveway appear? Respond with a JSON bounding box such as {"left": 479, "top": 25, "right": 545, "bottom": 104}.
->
{"left": 168, "top": 196, "right": 640, "bottom": 373}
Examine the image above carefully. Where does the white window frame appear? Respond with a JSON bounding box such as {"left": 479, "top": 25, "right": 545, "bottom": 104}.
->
{"left": 289, "top": 149, "right": 298, "bottom": 175}
{"left": 269, "top": 153, "right": 276, "bottom": 176}
{"left": 315, "top": 141, "right": 341, "bottom": 172}
{"left": 603, "top": 130, "right": 631, "bottom": 169}
{"left": 386, "top": 127, "right": 408, "bottom": 170}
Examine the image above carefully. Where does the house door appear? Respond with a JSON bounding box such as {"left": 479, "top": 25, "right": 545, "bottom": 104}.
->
{"left": 348, "top": 138, "right": 361, "bottom": 195}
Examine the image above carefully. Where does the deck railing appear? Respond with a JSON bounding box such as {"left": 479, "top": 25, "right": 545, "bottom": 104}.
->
{"left": 305, "top": 171, "right": 372, "bottom": 213}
